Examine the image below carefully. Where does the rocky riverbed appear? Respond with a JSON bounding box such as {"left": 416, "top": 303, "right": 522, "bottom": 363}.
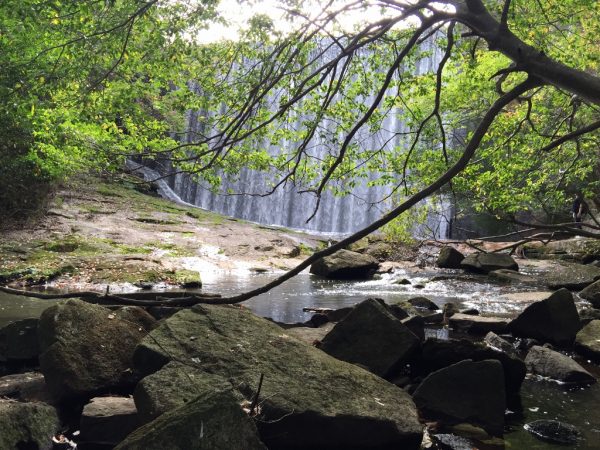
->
{"left": 1, "top": 175, "right": 600, "bottom": 449}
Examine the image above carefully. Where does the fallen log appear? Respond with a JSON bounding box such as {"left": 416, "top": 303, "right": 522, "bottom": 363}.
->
{"left": 0, "top": 285, "right": 222, "bottom": 307}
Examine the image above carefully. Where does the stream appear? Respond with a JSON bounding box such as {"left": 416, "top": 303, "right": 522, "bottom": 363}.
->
{"left": 1, "top": 267, "right": 599, "bottom": 449}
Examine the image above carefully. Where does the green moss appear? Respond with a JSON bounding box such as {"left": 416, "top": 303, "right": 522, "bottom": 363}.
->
{"left": 171, "top": 269, "right": 202, "bottom": 287}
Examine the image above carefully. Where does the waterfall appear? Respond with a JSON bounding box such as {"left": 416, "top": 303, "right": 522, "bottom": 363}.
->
{"left": 159, "top": 38, "right": 451, "bottom": 238}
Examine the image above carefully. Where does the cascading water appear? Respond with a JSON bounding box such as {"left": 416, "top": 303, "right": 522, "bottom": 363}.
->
{"left": 159, "top": 39, "right": 452, "bottom": 237}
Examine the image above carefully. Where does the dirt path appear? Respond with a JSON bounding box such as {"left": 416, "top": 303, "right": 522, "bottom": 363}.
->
{"left": 0, "top": 175, "right": 326, "bottom": 292}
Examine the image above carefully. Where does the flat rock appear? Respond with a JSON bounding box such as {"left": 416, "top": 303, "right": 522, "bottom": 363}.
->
{"left": 436, "top": 246, "right": 465, "bottom": 269}
{"left": 320, "top": 298, "right": 420, "bottom": 378}
{"left": 579, "top": 279, "right": 600, "bottom": 308}
{"left": 309, "top": 249, "right": 379, "bottom": 280}
{"left": 0, "top": 399, "right": 59, "bottom": 450}
{"left": 412, "top": 359, "right": 506, "bottom": 435}
{"left": 116, "top": 390, "right": 267, "bottom": 450}
{"left": 449, "top": 313, "right": 509, "bottom": 334}
{"left": 0, "top": 318, "right": 39, "bottom": 361}
{"left": 38, "top": 299, "right": 156, "bottom": 400}
{"left": 524, "top": 345, "right": 596, "bottom": 384}
{"left": 133, "top": 304, "right": 423, "bottom": 449}
{"left": 507, "top": 289, "right": 581, "bottom": 347}
{"left": 574, "top": 320, "right": 600, "bottom": 360}
{"left": 538, "top": 261, "right": 600, "bottom": 290}
{"left": 80, "top": 396, "right": 141, "bottom": 447}
{"left": 0, "top": 372, "right": 50, "bottom": 402}
{"left": 460, "top": 253, "right": 518, "bottom": 274}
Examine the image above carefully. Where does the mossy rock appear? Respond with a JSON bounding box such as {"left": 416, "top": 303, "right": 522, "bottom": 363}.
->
{"left": 0, "top": 399, "right": 59, "bottom": 450}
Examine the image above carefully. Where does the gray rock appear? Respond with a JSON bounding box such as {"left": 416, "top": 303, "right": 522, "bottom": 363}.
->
{"left": 436, "top": 247, "right": 465, "bottom": 269}
{"left": 116, "top": 390, "right": 267, "bottom": 450}
{"left": 0, "top": 399, "right": 59, "bottom": 450}
{"left": 579, "top": 308, "right": 600, "bottom": 325}
{"left": 484, "top": 332, "right": 518, "bottom": 358}
{"left": 133, "top": 304, "right": 423, "bottom": 449}
{"left": 524, "top": 345, "right": 596, "bottom": 384}
{"left": 461, "top": 253, "right": 518, "bottom": 274}
{"left": 539, "top": 261, "right": 600, "bottom": 290}
{"left": 489, "top": 269, "right": 535, "bottom": 283}
{"left": 575, "top": 320, "right": 600, "bottom": 360}
{"left": 0, "top": 372, "right": 50, "bottom": 403}
{"left": 579, "top": 279, "right": 600, "bottom": 308}
{"left": 449, "top": 313, "right": 509, "bottom": 334}
{"left": 320, "top": 298, "right": 420, "bottom": 378}
{"left": 524, "top": 419, "right": 580, "bottom": 445}
{"left": 0, "top": 318, "right": 39, "bottom": 361}
{"left": 507, "top": 288, "right": 581, "bottom": 346}
{"left": 309, "top": 249, "right": 379, "bottom": 279}
{"left": 408, "top": 297, "right": 439, "bottom": 310}
{"left": 402, "top": 315, "right": 425, "bottom": 341}
{"left": 38, "top": 300, "right": 154, "bottom": 400}
{"left": 412, "top": 359, "right": 506, "bottom": 435}
{"left": 365, "top": 241, "right": 393, "bottom": 260}
{"left": 417, "top": 338, "right": 525, "bottom": 395}
{"left": 80, "top": 396, "right": 141, "bottom": 447}
{"left": 134, "top": 362, "right": 231, "bottom": 423}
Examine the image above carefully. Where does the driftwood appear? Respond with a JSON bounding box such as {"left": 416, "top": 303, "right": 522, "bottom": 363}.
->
{"left": 0, "top": 285, "right": 222, "bottom": 307}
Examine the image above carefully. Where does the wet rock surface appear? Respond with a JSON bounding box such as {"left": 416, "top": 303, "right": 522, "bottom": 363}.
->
{"left": 460, "top": 253, "right": 518, "bottom": 274}
{"left": 524, "top": 345, "right": 596, "bottom": 384}
{"left": 524, "top": 419, "right": 580, "bottom": 445}
{"left": 309, "top": 249, "right": 379, "bottom": 279}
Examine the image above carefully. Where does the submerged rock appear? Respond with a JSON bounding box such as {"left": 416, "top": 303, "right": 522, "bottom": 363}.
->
{"left": 524, "top": 346, "right": 596, "bottom": 384}
{"left": 436, "top": 247, "right": 465, "bottom": 269}
{"left": 116, "top": 390, "right": 267, "bottom": 450}
{"left": 309, "top": 249, "right": 379, "bottom": 279}
{"left": 38, "top": 300, "right": 156, "bottom": 400}
{"left": 320, "top": 298, "right": 420, "bottom": 378}
{"left": 524, "top": 419, "right": 580, "bottom": 445}
{"left": 460, "top": 253, "right": 518, "bottom": 274}
{"left": 133, "top": 304, "right": 423, "bottom": 449}
{"left": 412, "top": 359, "right": 506, "bottom": 435}
{"left": 575, "top": 320, "right": 600, "bottom": 360}
{"left": 507, "top": 288, "right": 581, "bottom": 347}
{"left": 0, "top": 399, "right": 59, "bottom": 450}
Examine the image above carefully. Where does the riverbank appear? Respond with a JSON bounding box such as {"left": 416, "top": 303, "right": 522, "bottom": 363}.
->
{"left": 0, "top": 174, "right": 330, "bottom": 292}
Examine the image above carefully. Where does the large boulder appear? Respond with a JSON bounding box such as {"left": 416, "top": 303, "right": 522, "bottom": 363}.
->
{"left": 134, "top": 362, "right": 231, "bottom": 423}
{"left": 579, "top": 279, "right": 600, "bottom": 308}
{"left": 538, "top": 261, "right": 600, "bottom": 290}
{"left": 524, "top": 346, "right": 596, "bottom": 384}
{"left": 80, "top": 396, "right": 141, "bottom": 448}
{"left": 133, "top": 305, "right": 423, "bottom": 449}
{"left": 574, "top": 320, "right": 600, "bottom": 361}
{"left": 0, "top": 399, "right": 59, "bottom": 450}
{"left": 460, "top": 253, "right": 518, "bottom": 274}
{"left": 116, "top": 390, "right": 267, "bottom": 450}
{"left": 309, "top": 249, "right": 379, "bottom": 279}
{"left": 412, "top": 359, "right": 506, "bottom": 436}
{"left": 38, "top": 300, "right": 156, "bottom": 400}
{"left": 436, "top": 247, "right": 465, "bottom": 269}
{"left": 507, "top": 289, "right": 581, "bottom": 347}
{"left": 319, "top": 298, "right": 420, "bottom": 378}
{"left": 448, "top": 313, "right": 509, "bottom": 334}
{"left": 415, "top": 338, "right": 525, "bottom": 395}
{"left": 0, "top": 318, "right": 39, "bottom": 361}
